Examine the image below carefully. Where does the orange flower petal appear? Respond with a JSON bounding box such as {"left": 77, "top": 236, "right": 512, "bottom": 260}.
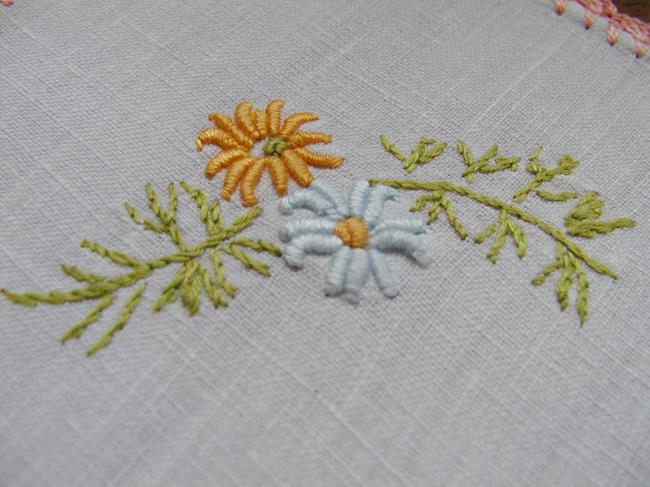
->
{"left": 207, "top": 112, "right": 253, "bottom": 147}
{"left": 252, "top": 109, "right": 267, "bottom": 139}
{"left": 195, "top": 127, "right": 240, "bottom": 152}
{"left": 287, "top": 131, "right": 332, "bottom": 148}
{"left": 279, "top": 112, "right": 319, "bottom": 138}
{"left": 221, "top": 157, "right": 254, "bottom": 200}
{"left": 240, "top": 158, "right": 268, "bottom": 207}
{"left": 265, "top": 99, "right": 285, "bottom": 136}
{"left": 281, "top": 150, "right": 314, "bottom": 187}
{"left": 204, "top": 148, "right": 247, "bottom": 179}
{"left": 292, "top": 147, "right": 344, "bottom": 168}
{"left": 268, "top": 156, "right": 288, "bottom": 195}
{"left": 234, "top": 101, "right": 260, "bottom": 140}
{"left": 200, "top": 101, "right": 342, "bottom": 205}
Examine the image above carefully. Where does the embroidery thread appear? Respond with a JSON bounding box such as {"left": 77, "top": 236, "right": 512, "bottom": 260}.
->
{"left": 536, "top": 190, "right": 579, "bottom": 202}
{"left": 197, "top": 100, "right": 344, "bottom": 207}
{"left": 279, "top": 180, "right": 432, "bottom": 302}
{"left": 564, "top": 191, "right": 635, "bottom": 237}
{"left": 380, "top": 135, "right": 447, "bottom": 174}
{"left": 371, "top": 141, "right": 635, "bottom": 324}
{"left": 457, "top": 142, "right": 520, "bottom": 182}
{"left": 513, "top": 147, "right": 578, "bottom": 203}
{"left": 2, "top": 101, "right": 640, "bottom": 354}
{"left": 1, "top": 182, "right": 281, "bottom": 356}
{"left": 554, "top": 0, "right": 650, "bottom": 58}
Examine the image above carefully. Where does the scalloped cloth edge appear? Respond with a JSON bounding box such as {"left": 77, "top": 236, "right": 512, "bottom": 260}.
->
{"left": 554, "top": 0, "right": 650, "bottom": 57}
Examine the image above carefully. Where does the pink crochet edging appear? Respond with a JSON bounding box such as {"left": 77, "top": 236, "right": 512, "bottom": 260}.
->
{"left": 554, "top": 0, "right": 650, "bottom": 58}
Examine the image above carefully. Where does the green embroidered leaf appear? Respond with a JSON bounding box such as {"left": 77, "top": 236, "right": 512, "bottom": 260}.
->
{"left": 533, "top": 246, "right": 590, "bottom": 325}
{"left": 370, "top": 146, "right": 635, "bottom": 326}
{"left": 380, "top": 135, "right": 448, "bottom": 174}
{"left": 224, "top": 245, "right": 272, "bottom": 276}
{"left": 474, "top": 210, "right": 529, "bottom": 264}
{"left": 536, "top": 190, "right": 578, "bottom": 202}
{"left": 60, "top": 295, "right": 115, "bottom": 343}
{"left": 86, "top": 285, "right": 145, "bottom": 357}
{"left": 60, "top": 264, "right": 105, "bottom": 284}
{"left": 408, "top": 189, "right": 467, "bottom": 240}
{"left": 457, "top": 142, "right": 519, "bottom": 182}
{"left": 564, "top": 192, "right": 636, "bottom": 238}
{"left": 513, "top": 148, "right": 579, "bottom": 202}
{"left": 1, "top": 182, "right": 282, "bottom": 356}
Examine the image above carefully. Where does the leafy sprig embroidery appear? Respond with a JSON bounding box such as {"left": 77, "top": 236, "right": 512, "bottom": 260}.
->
{"left": 564, "top": 191, "right": 635, "bottom": 238}
{"left": 374, "top": 139, "right": 636, "bottom": 324}
{"left": 1, "top": 182, "right": 281, "bottom": 356}
{"left": 380, "top": 135, "right": 447, "bottom": 173}
{"left": 513, "top": 146, "right": 578, "bottom": 202}
{"left": 457, "top": 142, "right": 520, "bottom": 182}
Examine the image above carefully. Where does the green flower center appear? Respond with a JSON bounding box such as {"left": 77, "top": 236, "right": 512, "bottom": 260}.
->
{"left": 262, "top": 137, "right": 288, "bottom": 157}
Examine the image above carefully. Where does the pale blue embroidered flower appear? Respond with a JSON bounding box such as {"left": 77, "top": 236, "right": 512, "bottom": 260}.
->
{"left": 279, "top": 180, "right": 432, "bottom": 302}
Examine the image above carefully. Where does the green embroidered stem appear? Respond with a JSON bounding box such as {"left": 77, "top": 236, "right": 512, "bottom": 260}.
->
{"left": 368, "top": 178, "right": 617, "bottom": 279}
{"left": 209, "top": 200, "right": 223, "bottom": 228}
{"left": 473, "top": 224, "right": 496, "bottom": 244}
{"left": 564, "top": 191, "right": 636, "bottom": 238}
{"left": 165, "top": 183, "right": 178, "bottom": 225}
{"left": 223, "top": 245, "right": 271, "bottom": 276}
{"left": 81, "top": 240, "right": 141, "bottom": 268}
{"left": 380, "top": 135, "right": 406, "bottom": 161}
{"left": 370, "top": 178, "right": 635, "bottom": 324}
{"left": 457, "top": 142, "right": 519, "bottom": 182}
{"left": 180, "top": 181, "right": 212, "bottom": 233}
{"left": 152, "top": 265, "right": 185, "bottom": 312}
{"left": 1, "top": 210, "right": 262, "bottom": 307}
{"left": 145, "top": 183, "right": 166, "bottom": 224}
{"left": 513, "top": 147, "right": 579, "bottom": 202}
{"left": 532, "top": 244, "right": 590, "bottom": 324}
{"left": 532, "top": 261, "right": 563, "bottom": 286}
{"left": 179, "top": 260, "right": 202, "bottom": 316}
{"left": 536, "top": 190, "right": 579, "bottom": 202}
{"left": 411, "top": 190, "right": 467, "bottom": 240}
{"left": 209, "top": 250, "right": 237, "bottom": 298}
{"left": 60, "top": 295, "right": 116, "bottom": 343}
{"left": 380, "top": 135, "right": 447, "bottom": 174}
{"left": 218, "top": 238, "right": 283, "bottom": 278}
{"left": 197, "top": 264, "right": 228, "bottom": 308}
{"left": 133, "top": 183, "right": 189, "bottom": 250}
{"left": 61, "top": 264, "right": 105, "bottom": 284}
{"left": 476, "top": 209, "right": 527, "bottom": 263}
{"left": 1, "top": 182, "right": 282, "bottom": 356}
{"left": 228, "top": 237, "right": 283, "bottom": 256}
{"left": 124, "top": 202, "right": 167, "bottom": 234}
{"left": 573, "top": 258, "right": 590, "bottom": 325}
{"left": 86, "top": 285, "right": 145, "bottom": 357}
{"left": 556, "top": 252, "right": 574, "bottom": 311}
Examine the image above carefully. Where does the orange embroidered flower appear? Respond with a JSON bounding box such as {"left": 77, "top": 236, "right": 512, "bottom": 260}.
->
{"left": 196, "top": 100, "right": 344, "bottom": 206}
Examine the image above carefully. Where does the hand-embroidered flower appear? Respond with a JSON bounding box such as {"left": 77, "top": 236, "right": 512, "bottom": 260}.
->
{"left": 196, "top": 100, "right": 344, "bottom": 207}
{"left": 279, "top": 180, "right": 432, "bottom": 302}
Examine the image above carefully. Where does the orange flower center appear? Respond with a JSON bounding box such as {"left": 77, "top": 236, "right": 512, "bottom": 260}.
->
{"left": 333, "top": 217, "right": 369, "bottom": 249}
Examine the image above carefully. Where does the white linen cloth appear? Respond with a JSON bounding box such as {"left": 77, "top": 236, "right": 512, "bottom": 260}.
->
{"left": 1, "top": 0, "right": 649, "bottom": 485}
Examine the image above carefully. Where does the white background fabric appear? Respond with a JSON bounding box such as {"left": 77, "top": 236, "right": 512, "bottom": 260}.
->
{"left": 1, "top": 0, "right": 650, "bottom": 485}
